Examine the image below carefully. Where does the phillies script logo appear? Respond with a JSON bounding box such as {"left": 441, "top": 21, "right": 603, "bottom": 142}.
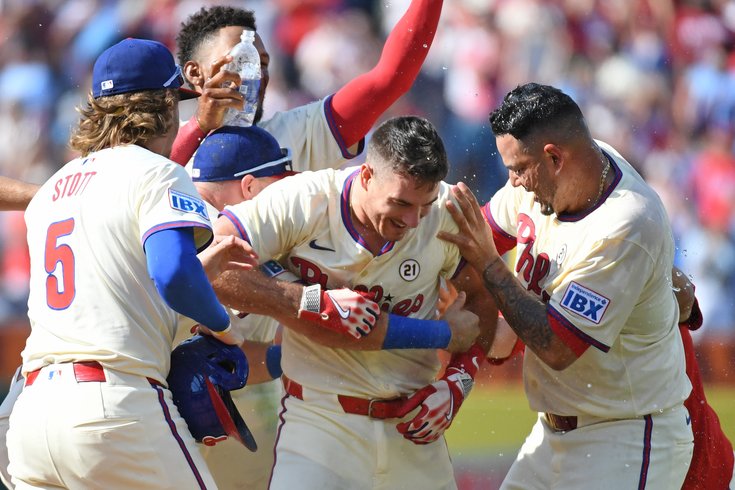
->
{"left": 516, "top": 214, "right": 551, "bottom": 302}
{"left": 290, "top": 256, "right": 423, "bottom": 316}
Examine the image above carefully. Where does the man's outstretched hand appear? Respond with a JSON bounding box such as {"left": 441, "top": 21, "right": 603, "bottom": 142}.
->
{"left": 437, "top": 182, "right": 500, "bottom": 273}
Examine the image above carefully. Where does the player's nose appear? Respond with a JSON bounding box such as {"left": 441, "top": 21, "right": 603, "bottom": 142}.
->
{"left": 403, "top": 208, "right": 421, "bottom": 228}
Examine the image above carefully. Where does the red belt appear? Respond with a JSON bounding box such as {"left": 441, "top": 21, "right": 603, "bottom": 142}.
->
{"left": 25, "top": 362, "right": 163, "bottom": 387}
{"left": 282, "top": 375, "right": 409, "bottom": 419}
{"left": 25, "top": 361, "right": 106, "bottom": 387}
{"left": 544, "top": 412, "right": 578, "bottom": 432}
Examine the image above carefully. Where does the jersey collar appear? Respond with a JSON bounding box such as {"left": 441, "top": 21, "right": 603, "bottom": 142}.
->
{"left": 340, "top": 170, "right": 395, "bottom": 256}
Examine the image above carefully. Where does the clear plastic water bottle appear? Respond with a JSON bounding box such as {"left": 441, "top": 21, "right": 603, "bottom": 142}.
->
{"left": 221, "top": 29, "right": 261, "bottom": 127}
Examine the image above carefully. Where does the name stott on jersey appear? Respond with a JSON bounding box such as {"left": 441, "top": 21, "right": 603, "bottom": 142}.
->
{"left": 23, "top": 145, "right": 213, "bottom": 384}
{"left": 484, "top": 140, "right": 691, "bottom": 419}
{"left": 222, "top": 168, "right": 462, "bottom": 398}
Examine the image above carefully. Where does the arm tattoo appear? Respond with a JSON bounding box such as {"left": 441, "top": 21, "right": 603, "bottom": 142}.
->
{"left": 482, "top": 259, "right": 554, "bottom": 351}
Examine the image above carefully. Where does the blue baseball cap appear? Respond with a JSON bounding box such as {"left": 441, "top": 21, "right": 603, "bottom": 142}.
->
{"left": 92, "top": 38, "right": 199, "bottom": 100}
{"left": 192, "top": 126, "right": 295, "bottom": 182}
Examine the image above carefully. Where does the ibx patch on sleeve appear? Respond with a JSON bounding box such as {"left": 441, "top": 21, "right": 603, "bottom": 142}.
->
{"left": 169, "top": 189, "right": 209, "bottom": 221}
{"left": 560, "top": 281, "right": 610, "bottom": 324}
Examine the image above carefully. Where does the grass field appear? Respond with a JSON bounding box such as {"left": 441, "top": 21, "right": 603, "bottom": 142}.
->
{"left": 448, "top": 384, "right": 735, "bottom": 489}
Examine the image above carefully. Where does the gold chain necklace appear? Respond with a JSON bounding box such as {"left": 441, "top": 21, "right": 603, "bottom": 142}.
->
{"left": 594, "top": 158, "right": 610, "bottom": 205}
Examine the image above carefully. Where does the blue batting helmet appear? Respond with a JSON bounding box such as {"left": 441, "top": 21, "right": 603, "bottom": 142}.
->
{"left": 168, "top": 334, "right": 257, "bottom": 451}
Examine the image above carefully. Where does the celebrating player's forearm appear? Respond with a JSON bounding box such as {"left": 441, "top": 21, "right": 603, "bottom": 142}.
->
{"left": 213, "top": 267, "right": 480, "bottom": 352}
{"left": 438, "top": 182, "right": 577, "bottom": 370}
{"left": 479, "top": 257, "right": 575, "bottom": 369}
{"left": 0, "top": 176, "right": 38, "bottom": 211}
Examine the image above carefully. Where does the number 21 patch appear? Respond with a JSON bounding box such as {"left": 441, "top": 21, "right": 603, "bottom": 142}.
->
{"left": 560, "top": 282, "right": 609, "bottom": 324}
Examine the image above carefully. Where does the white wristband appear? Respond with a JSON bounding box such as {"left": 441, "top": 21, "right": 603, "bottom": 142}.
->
{"left": 299, "top": 284, "right": 322, "bottom": 316}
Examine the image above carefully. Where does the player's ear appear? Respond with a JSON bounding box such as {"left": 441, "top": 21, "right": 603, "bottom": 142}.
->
{"left": 359, "top": 164, "right": 373, "bottom": 189}
{"left": 240, "top": 175, "right": 256, "bottom": 200}
{"left": 183, "top": 61, "right": 205, "bottom": 89}
{"left": 543, "top": 144, "right": 563, "bottom": 172}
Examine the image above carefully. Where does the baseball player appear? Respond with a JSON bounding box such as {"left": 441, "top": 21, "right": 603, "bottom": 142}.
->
{"left": 213, "top": 116, "right": 496, "bottom": 490}
{"left": 439, "top": 83, "right": 694, "bottom": 489}
{"left": 482, "top": 265, "right": 735, "bottom": 489}
{"left": 171, "top": 125, "right": 300, "bottom": 490}
{"left": 0, "top": 177, "right": 38, "bottom": 488}
{"left": 171, "top": 0, "right": 445, "bottom": 170}
{"left": 170, "top": 3, "right": 448, "bottom": 487}
{"left": 5, "top": 38, "right": 259, "bottom": 489}
{"left": 671, "top": 269, "right": 735, "bottom": 490}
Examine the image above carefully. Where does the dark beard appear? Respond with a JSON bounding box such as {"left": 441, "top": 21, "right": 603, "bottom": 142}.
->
{"left": 539, "top": 201, "right": 554, "bottom": 216}
{"left": 254, "top": 96, "right": 265, "bottom": 124}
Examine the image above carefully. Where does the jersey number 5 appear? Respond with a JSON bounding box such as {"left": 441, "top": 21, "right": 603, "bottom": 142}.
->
{"left": 45, "top": 218, "right": 75, "bottom": 310}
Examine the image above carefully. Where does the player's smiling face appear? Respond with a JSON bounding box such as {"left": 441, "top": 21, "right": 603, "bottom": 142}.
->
{"left": 497, "top": 134, "right": 557, "bottom": 216}
{"left": 365, "top": 168, "right": 440, "bottom": 242}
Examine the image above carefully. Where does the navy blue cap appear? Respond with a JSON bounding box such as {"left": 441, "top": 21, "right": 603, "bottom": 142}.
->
{"left": 92, "top": 38, "right": 199, "bottom": 100}
{"left": 192, "top": 126, "right": 295, "bottom": 182}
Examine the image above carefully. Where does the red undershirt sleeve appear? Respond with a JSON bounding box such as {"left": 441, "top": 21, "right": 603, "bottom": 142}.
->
{"left": 171, "top": 116, "right": 208, "bottom": 166}
{"left": 330, "top": 0, "right": 443, "bottom": 148}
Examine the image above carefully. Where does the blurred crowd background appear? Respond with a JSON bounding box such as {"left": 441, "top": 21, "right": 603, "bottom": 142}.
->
{"left": 0, "top": 0, "right": 733, "bottom": 383}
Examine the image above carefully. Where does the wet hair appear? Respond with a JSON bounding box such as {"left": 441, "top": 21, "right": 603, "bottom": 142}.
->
{"left": 70, "top": 90, "right": 177, "bottom": 156}
{"left": 177, "top": 6, "right": 257, "bottom": 65}
{"left": 489, "top": 83, "right": 586, "bottom": 142}
{"left": 366, "top": 116, "right": 448, "bottom": 185}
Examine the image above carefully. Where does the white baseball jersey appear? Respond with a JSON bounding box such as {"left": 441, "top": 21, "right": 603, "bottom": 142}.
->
{"left": 484, "top": 140, "right": 691, "bottom": 418}
{"left": 260, "top": 95, "right": 362, "bottom": 171}
{"left": 222, "top": 168, "right": 462, "bottom": 398}
{"left": 23, "top": 144, "right": 213, "bottom": 384}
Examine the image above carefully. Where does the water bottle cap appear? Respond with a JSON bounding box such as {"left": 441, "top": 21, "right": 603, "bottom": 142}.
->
{"left": 240, "top": 29, "right": 255, "bottom": 42}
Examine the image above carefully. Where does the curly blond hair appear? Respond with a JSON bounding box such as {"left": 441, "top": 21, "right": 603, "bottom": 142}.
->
{"left": 70, "top": 89, "right": 178, "bottom": 156}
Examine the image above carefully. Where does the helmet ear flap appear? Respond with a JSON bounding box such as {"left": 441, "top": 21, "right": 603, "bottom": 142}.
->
{"left": 205, "top": 379, "right": 258, "bottom": 451}
{"left": 168, "top": 335, "right": 257, "bottom": 451}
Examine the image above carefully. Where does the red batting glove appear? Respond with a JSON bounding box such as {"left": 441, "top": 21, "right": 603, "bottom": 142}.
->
{"left": 396, "top": 343, "right": 484, "bottom": 444}
{"left": 297, "top": 284, "right": 379, "bottom": 339}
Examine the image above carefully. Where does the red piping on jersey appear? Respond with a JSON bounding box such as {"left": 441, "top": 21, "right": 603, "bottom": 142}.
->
{"left": 219, "top": 209, "right": 250, "bottom": 244}
{"left": 141, "top": 221, "right": 213, "bottom": 253}
{"left": 547, "top": 305, "right": 610, "bottom": 355}
{"left": 323, "top": 94, "right": 364, "bottom": 160}
{"left": 482, "top": 202, "right": 517, "bottom": 256}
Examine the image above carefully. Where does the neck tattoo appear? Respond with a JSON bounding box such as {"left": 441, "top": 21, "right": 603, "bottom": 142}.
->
{"left": 594, "top": 157, "right": 610, "bottom": 206}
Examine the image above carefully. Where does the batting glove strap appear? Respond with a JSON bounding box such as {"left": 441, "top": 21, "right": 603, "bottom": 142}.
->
{"left": 297, "top": 284, "right": 380, "bottom": 339}
{"left": 298, "top": 284, "right": 323, "bottom": 317}
{"left": 444, "top": 369, "right": 474, "bottom": 399}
